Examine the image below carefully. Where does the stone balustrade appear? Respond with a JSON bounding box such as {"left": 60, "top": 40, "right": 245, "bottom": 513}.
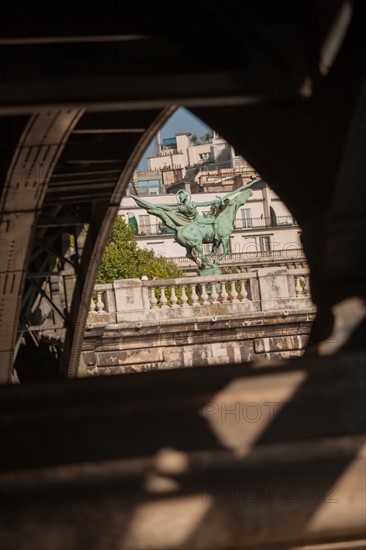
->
{"left": 173, "top": 248, "right": 306, "bottom": 267}
{"left": 88, "top": 266, "right": 312, "bottom": 324}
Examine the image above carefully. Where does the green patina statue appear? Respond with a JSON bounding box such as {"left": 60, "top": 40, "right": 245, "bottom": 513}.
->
{"left": 131, "top": 178, "right": 259, "bottom": 273}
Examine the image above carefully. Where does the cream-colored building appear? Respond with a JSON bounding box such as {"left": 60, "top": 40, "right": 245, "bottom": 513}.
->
{"left": 146, "top": 131, "right": 234, "bottom": 176}
{"left": 123, "top": 131, "right": 304, "bottom": 271}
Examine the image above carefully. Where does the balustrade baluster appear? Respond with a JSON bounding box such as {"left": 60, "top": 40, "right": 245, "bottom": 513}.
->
{"left": 201, "top": 283, "right": 209, "bottom": 305}
{"left": 180, "top": 286, "right": 188, "bottom": 308}
{"left": 220, "top": 282, "right": 229, "bottom": 302}
{"left": 170, "top": 286, "right": 178, "bottom": 308}
{"left": 160, "top": 286, "right": 169, "bottom": 308}
{"left": 190, "top": 284, "right": 199, "bottom": 306}
{"left": 230, "top": 281, "right": 239, "bottom": 303}
{"left": 96, "top": 291, "right": 105, "bottom": 312}
{"left": 210, "top": 283, "right": 219, "bottom": 304}
{"left": 295, "top": 276, "right": 303, "bottom": 297}
{"left": 90, "top": 296, "right": 96, "bottom": 312}
{"left": 239, "top": 280, "right": 248, "bottom": 301}
{"left": 150, "top": 287, "right": 158, "bottom": 309}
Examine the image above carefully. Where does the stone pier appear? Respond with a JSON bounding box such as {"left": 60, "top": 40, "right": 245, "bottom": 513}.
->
{"left": 82, "top": 267, "right": 315, "bottom": 375}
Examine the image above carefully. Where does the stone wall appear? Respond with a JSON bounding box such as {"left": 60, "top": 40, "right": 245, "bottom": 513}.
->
{"left": 83, "top": 267, "right": 315, "bottom": 375}
{"left": 82, "top": 310, "right": 314, "bottom": 375}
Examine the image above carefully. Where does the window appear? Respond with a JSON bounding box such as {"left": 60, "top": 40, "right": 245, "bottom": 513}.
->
{"left": 270, "top": 206, "right": 277, "bottom": 226}
{"left": 139, "top": 215, "right": 151, "bottom": 235}
{"left": 199, "top": 152, "right": 210, "bottom": 161}
{"left": 162, "top": 137, "right": 177, "bottom": 150}
{"left": 241, "top": 208, "right": 252, "bottom": 228}
{"left": 259, "top": 236, "right": 271, "bottom": 252}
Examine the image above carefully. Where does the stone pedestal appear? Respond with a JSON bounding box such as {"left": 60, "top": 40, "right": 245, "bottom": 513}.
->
{"left": 199, "top": 265, "right": 222, "bottom": 276}
{"left": 113, "top": 278, "right": 149, "bottom": 322}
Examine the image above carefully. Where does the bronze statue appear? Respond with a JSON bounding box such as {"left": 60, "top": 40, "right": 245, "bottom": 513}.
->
{"left": 131, "top": 179, "right": 258, "bottom": 270}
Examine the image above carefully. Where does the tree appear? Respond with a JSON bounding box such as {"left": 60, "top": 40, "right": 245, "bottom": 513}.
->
{"left": 96, "top": 216, "right": 182, "bottom": 283}
{"left": 199, "top": 131, "right": 213, "bottom": 144}
{"left": 190, "top": 134, "right": 198, "bottom": 145}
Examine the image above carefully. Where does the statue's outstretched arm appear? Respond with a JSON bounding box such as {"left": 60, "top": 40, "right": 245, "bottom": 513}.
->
{"left": 192, "top": 198, "right": 222, "bottom": 207}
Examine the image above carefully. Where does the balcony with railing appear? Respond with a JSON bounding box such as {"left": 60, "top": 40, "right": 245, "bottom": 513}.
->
{"left": 173, "top": 248, "right": 306, "bottom": 268}
{"left": 233, "top": 215, "right": 298, "bottom": 230}
{"left": 134, "top": 216, "right": 298, "bottom": 237}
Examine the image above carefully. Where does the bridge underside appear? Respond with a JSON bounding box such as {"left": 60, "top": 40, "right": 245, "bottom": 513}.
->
{"left": 0, "top": 2, "right": 365, "bottom": 548}
{"left": 0, "top": 106, "right": 174, "bottom": 383}
{"left": 1, "top": 2, "right": 365, "bottom": 383}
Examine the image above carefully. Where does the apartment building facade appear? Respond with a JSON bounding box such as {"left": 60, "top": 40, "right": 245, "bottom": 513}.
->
{"left": 120, "top": 132, "right": 304, "bottom": 272}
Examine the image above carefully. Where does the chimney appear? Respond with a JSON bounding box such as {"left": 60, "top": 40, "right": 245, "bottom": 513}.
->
{"left": 155, "top": 131, "right": 161, "bottom": 155}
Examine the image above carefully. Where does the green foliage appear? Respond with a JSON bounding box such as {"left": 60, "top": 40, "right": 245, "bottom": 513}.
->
{"left": 96, "top": 216, "right": 182, "bottom": 284}
{"left": 190, "top": 134, "right": 198, "bottom": 145}
{"left": 221, "top": 267, "right": 240, "bottom": 275}
{"left": 200, "top": 131, "right": 213, "bottom": 144}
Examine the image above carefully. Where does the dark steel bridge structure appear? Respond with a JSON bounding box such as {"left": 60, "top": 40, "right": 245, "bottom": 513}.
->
{"left": 0, "top": 3, "right": 365, "bottom": 548}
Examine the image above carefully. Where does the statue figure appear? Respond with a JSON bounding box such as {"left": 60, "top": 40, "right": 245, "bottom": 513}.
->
{"left": 131, "top": 179, "right": 259, "bottom": 270}
{"left": 155, "top": 188, "right": 225, "bottom": 245}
